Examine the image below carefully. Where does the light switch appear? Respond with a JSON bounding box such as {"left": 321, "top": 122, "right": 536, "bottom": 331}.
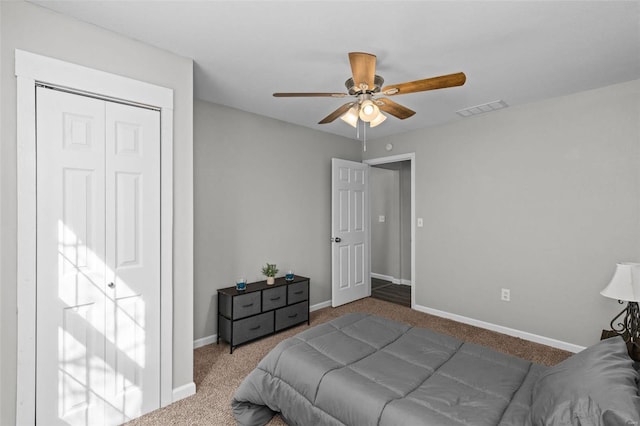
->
{"left": 417, "top": 218, "right": 423, "bottom": 227}
{"left": 379, "top": 215, "right": 385, "bottom": 223}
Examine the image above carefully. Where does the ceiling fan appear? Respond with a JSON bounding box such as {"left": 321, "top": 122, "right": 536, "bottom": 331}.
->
{"left": 273, "top": 52, "right": 466, "bottom": 129}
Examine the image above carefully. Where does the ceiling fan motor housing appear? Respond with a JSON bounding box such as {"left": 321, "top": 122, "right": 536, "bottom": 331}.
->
{"left": 345, "top": 75, "right": 384, "bottom": 95}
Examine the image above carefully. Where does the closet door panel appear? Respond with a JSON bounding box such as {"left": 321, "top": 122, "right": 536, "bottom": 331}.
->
{"left": 105, "top": 102, "right": 161, "bottom": 419}
{"left": 36, "top": 88, "right": 108, "bottom": 426}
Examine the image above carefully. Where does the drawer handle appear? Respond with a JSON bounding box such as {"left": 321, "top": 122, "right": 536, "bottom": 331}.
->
{"left": 288, "top": 314, "right": 298, "bottom": 319}
{"left": 249, "top": 325, "right": 261, "bottom": 331}
{"left": 293, "top": 291, "right": 303, "bottom": 295}
{"left": 270, "top": 297, "right": 281, "bottom": 301}
{"left": 242, "top": 303, "right": 254, "bottom": 308}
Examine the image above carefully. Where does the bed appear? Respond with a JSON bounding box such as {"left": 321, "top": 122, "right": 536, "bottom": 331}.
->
{"left": 232, "top": 313, "right": 640, "bottom": 425}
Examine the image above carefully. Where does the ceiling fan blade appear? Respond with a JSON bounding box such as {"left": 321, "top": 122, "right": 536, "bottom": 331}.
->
{"left": 273, "top": 92, "right": 348, "bottom": 98}
{"left": 318, "top": 102, "right": 356, "bottom": 124}
{"left": 349, "top": 52, "right": 377, "bottom": 92}
{"left": 382, "top": 72, "right": 466, "bottom": 96}
{"left": 375, "top": 98, "right": 416, "bottom": 120}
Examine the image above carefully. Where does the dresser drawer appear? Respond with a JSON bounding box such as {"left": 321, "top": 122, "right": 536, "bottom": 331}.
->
{"left": 275, "top": 301, "right": 308, "bottom": 331}
{"left": 233, "top": 312, "right": 274, "bottom": 345}
{"left": 232, "top": 292, "right": 261, "bottom": 319}
{"left": 262, "top": 286, "right": 286, "bottom": 311}
{"left": 287, "top": 280, "right": 308, "bottom": 304}
{"left": 217, "top": 275, "right": 311, "bottom": 353}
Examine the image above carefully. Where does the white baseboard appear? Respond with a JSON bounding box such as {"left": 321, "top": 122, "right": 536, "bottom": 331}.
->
{"left": 413, "top": 304, "right": 586, "bottom": 353}
{"left": 193, "top": 300, "right": 333, "bottom": 349}
{"left": 194, "top": 334, "right": 217, "bottom": 349}
{"left": 310, "top": 300, "right": 331, "bottom": 311}
{"left": 371, "top": 272, "right": 411, "bottom": 286}
{"left": 194, "top": 300, "right": 584, "bottom": 354}
{"left": 172, "top": 382, "right": 196, "bottom": 403}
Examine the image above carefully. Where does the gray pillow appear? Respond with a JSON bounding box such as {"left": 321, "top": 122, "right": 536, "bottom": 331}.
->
{"left": 530, "top": 336, "right": 640, "bottom": 426}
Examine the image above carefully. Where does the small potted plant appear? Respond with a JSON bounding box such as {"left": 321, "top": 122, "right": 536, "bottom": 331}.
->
{"left": 261, "top": 263, "right": 279, "bottom": 285}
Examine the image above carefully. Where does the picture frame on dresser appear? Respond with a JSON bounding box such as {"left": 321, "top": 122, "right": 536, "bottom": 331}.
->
{"left": 217, "top": 275, "right": 310, "bottom": 353}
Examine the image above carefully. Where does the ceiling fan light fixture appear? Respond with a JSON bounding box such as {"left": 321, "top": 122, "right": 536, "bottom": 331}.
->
{"left": 359, "top": 99, "right": 379, "bottom": 122}
{"left": 340, "top": 105, "right": 359, "bottom": 127}
{"left": 273, "top": 52, "right": 467, "bottom": 131}
{"left": 369, "top": 112, "right": 387, "bottom": 128}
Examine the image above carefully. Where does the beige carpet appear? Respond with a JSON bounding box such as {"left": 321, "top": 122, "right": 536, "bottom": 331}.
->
{"left": 126, "top": 297, "right": 572, "bottom": 426}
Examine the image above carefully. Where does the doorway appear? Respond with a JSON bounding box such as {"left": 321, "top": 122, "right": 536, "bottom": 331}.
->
{"left": 364, "top": 153, "right": 415, "bottom": 308}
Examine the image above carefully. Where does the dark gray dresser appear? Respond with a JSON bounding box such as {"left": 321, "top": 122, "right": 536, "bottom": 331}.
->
{"left": 217, "top": 275, "right": 310, "bottom": 353}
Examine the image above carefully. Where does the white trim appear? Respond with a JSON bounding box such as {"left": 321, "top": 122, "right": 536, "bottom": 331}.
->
{"left": 15, "top": 49, "right": 175, "bottom": 423}
{"left": 413, "top": 304, "right": 586, "bottom": 353}
{"left": 172, "top": 382, "right": 196, "bottom": 403}
{"left": 310, "top": 300, "right": 332, "bottom": 311}
{"left": 371, "top": 272, "right": 411, "bottom": 286}
{"left": 159, "top": 98, "right": 174, "bottom": 408}
{"left": 194, "top": 334, "right": 217, "bottom": 349}
{"left": 16, "top": 71, "right": 37, "bottom": 426}
{"left": 371, "top": 272, "right": 395, "bottom": 282}
{"left": 364, "top": 153, "right": 416, "bottom": 309}
{"left": 15, "top": 50, "right": 172, "bottom": 108}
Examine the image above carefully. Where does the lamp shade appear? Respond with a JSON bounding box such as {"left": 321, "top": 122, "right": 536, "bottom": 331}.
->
{"left": 601, "top": 262, "right": 640, "bottom": 302}
{"left": 340, "top": 106, "right": 359, "bottom": 128}
{"left": 369, "top": 112, "right": 387, "bottom": 128}
{"left": 358, "top": 100, "right": 380, "bottom": 122}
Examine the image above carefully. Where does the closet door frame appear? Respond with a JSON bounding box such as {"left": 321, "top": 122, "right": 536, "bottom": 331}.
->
{"left": 15, "top": 49, "right": 175, "bottom": 424}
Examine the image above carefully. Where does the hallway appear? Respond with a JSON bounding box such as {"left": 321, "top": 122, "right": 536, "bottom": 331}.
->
{"left": 371, "top": 278, "right": 411, "bottom": 307}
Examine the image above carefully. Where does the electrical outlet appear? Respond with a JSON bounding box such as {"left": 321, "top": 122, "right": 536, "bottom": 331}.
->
{"left": 501, "top": 288, "right": 511, "bottom": 302}
{"left": 379, "top": 215, "right": 385, "bottom": 223}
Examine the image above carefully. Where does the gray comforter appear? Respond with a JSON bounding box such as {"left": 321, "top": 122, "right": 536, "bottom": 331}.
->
{"left": 232, "top": 313, "right": 640, "bottom": 426}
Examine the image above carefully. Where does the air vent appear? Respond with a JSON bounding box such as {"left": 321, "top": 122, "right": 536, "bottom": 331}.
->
{"left": 456, "top": 100, "right": 508, "bottom": 117}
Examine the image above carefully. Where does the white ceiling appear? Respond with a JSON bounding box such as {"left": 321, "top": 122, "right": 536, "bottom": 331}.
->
{"left": 30, "top": 1, "right": 640, "bottom": 140}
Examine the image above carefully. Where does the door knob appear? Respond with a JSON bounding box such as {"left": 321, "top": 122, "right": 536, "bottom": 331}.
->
{"left": 332, "top": 237, "right": 342, "bottom": 243}
{"left": 108, "top": 282, "right": 115, "bottom": 288}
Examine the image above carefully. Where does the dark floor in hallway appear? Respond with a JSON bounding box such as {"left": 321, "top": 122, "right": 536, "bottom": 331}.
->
{"left": 371, "top": 278, "right": 411, "bottom": 307}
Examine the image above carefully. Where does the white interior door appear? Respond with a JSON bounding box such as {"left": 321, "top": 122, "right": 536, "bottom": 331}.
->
{"left": 331, "top": 158, "right": 370, "bottom": 307}
{"left": 36, "top": 87, "right": 160, "bottom": 425}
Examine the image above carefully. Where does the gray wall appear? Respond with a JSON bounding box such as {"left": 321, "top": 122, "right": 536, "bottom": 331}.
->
{"left": 193, "top": 99, "right": 361, "bottom": 341}
{"left": 371, "top": 167, "right": 401, "bottom": 279}
{"left": 364, "top": 79, "right": 640, "bottom": 347}
{"left": 399, "top": 161, "right": 411, "bottom": 282}
{"left": 0, "top": 2, "right": 194, "bottom": 424}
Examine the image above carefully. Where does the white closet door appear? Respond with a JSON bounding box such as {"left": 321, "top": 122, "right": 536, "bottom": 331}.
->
{"left": 104, "top": 101, "right": 160, "bottom": 421}
{"left": 36, "top": 87, "right": 161, "bottom": 425}
{"left": 36, "top": 88, "right": 109, "bottom": 425}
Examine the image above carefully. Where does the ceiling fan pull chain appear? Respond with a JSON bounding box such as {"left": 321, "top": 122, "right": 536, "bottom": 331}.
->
{"left": 363, "top": 120, "right": 367, "bottom": 152}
